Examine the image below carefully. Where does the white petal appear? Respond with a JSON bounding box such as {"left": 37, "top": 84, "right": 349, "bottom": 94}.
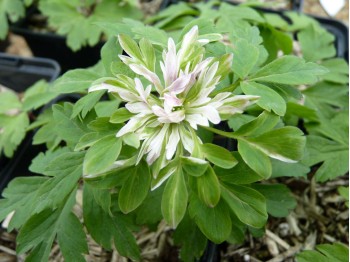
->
{"left": 202, "top": 106, "right": 221, "bottom": 124}
{"left": 179, "top": 125, "right": 194, "bottom": 153}
{"left": 185, "top": 113, "right": 209, "bottom": 129}
{"left": 134, "top": 78, "right": 149, "bottom": 102}
{"left": 118, "top": 55, "right": 134, "bottom": 65}
{"left": 125, "top": 102, "right": 150, "bottom": 114}
{"left": 116, "top": 117, "right": 140, "bottom": 137}
{"left": 166, "top": 125, "right": 180, "bottom": 160}
{"left": 151, "top": 166, "right": 176, "bottom": 190}
{"left": 146, "top": 125, "right": 169, "bottom": 164}
{"left": 89, "top": 83, "right": 119, "bottom": 93}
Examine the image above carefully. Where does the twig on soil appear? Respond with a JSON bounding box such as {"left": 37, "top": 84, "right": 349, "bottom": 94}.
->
{"left": 265, "top": 244, "right": 302, "bottom": 262}
{"left": 266, "top": 230, "right": 290, "bottom": 250}
{"left": 0, "top": 244, "right": 16, "bottom": 256}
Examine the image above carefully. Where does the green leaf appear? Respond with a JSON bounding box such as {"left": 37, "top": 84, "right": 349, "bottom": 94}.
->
{"left": 83, "top": 135, "right": 122, "bottom": 176}
{"left": 252, "top": 184, "right": 296, "bottom": 217}
{"left": 0, "top": 89, "right": 21, "bottom": 113}
{"left": 173, "top": 212, "right": 207, "bottom": 262}
{"left": 260, "top": 26, "right": 293, "bottom": 62}
{"left": 296, "top": 243, "right": 349, "bottom": 262}
{"left": 271, "top": 159, "right": 310, "bottom": 178}
{"left": 118, "top": 162, "right": 151, "bottom": 213}
{"left": 215, "top": 152, "right": 265, "bottom": 184}
{"left": 0, "top": 177, "right": 48, "bottom": 230}
{"left": 110, "top": 108, "right": 135, "bottom": 123}
{"left": 241, "top": 126, "right": 306, "bottom": 163}
{"left": 298, "top": 25, "right": 336, "bottom": 62}
{"left": 17, "top": 191, "right": 88, "bottom": 262}
{"left": 101, "top": 36, "right": 121, "bottom": 76}
{"left": 53, "top": 69, "right": 101, "bottom": 93}
{"left": 83, "top": 184, "right": 141, "bottom": 260}
{"left": 118, "top": 33, "right": 143, "bottom": 61}
{"left": 219, "top": 3, "right": 265, "bottom": 23}
{"left": 139, "top": 38, "right": 156, "bottom": 71}
{"left": 302, "top": 135, "right": 348, "bottom": 182}
{"left": 233, "top": 111, "right": 280, "bottom": 137}
{"left": 29, "top": 147, "right": 70, "bottom": 174}
{"left": 196, "top": 166, "right": 220, "bottom": 208}
{"left": 321, "top": 58, "right": 349, "bottom": 84}
{"left": 221, "top": 184, "right": 267, "bottom": 228}
{"left": 241, "top": 81, "right": 286, "bottom": 116}
{"left": 161, "top": 168, "right": 188, "bottom": 228}
{"left": 0, "top": 0, "right": 25, "bottom": 39}
{"left": 249, "top": 56, "right": 328, "bottom": 85}
{"left": 53, "top": 103, "right": 88, "bottom": 145}
{"left": 286, "top": 102, "right": 319, "bottom": 122}
{"left": 201, "top": 143, "right": 238, "bottom": 169}
{"left": 238, "top": 140, "right": 272, "bottom": 179}
{"left": 22, "top": 80, "right": 58, "bottom": 111}
{"left": 181, "top": 156, "right": 208, "bottom": 177}
{"left": 71, "top": 90, "right": 105, "bottom": 118}
{"left": 34, "top": 151, "right": 85, "bottom": 213}
{"left": 0, "top": 112, "right": 29, "bottom": 157}
{"left": 189, "top": 196, "right": 231, "bottom": 243}
{"left": 134, "top": 186, "right": 164, "bottom": 225}
{"left": 232, "top": 38, "right": 259, "bottom": 79}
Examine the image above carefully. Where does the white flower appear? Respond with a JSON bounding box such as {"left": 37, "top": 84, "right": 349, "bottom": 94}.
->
{"left": 89, "top": 26, "right": 258, "bottom": 172}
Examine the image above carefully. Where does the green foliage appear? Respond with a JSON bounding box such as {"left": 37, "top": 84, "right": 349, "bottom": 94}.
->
{"left": 39, "top": 0, "right": 143, "bottom": 51}
{"left": 0, "top": 0, "right": 25, "bottom": 39}
{"left": 338, "top": 187, "right": 349, "bottom": 207}
{"left": 252, "top": 184, "right": 296, "bottom": 217}
{"left": 296, "top": 243, "right": 349, "bottom": 262}
{"left": 298, "top": 24, "right": 336, "bottom": 62}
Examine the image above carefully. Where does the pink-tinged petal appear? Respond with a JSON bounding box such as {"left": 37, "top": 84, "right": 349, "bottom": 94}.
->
{"left": 166, "top": 125, "right": 180, "bottom": 160}
{"left": 89, "top": 83, "right": 119, "bottom": 93}
{"left": 164, "top": 93, "right": 182, "bottom": 108}
{"left": 129, "top": 64, "right": 163, "bottom": 93}
{"left": 163, "top": 38, "right": 179, "bottom": 86}
{"left": 166, "top": 74, "right": 191, "bottom": 94}
{"left": 125, "top": 102, "right": 151, "bottom": 114}
{"left": 182, "top": 26, "right": 198, "bottom": 50}
{"left": 152, "top": 105, "right": 167, "bottom": 117}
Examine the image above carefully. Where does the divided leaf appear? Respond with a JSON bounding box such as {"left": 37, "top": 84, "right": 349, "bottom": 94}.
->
{"left": 249, "top": 56, "right": 328, "bottom": 85}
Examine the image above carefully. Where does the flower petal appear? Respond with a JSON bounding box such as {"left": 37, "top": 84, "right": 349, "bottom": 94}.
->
{"left": 166, "top": 125, "right": 180, "bottom": 160}
{"left": 129, "top": 64, "right": 163, "bottom": 93}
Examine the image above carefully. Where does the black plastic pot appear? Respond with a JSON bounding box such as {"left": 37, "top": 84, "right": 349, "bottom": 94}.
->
{"left": 10, "top": 25, "right": 103, "bottom": 73}
{"left": 0, "top": 53, "right": 60, "bottom": 192}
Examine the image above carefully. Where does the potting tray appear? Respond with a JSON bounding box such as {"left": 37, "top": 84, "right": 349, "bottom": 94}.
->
{"left": 0, "top": 53, "right": 60, "bottom": 192}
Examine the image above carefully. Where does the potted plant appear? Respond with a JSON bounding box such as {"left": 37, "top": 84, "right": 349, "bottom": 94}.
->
{"left": 0, "top": 52, "right": 60, "bottom": 191}
{"left": 2, "top": 0, "right": 145, "bottom": 72}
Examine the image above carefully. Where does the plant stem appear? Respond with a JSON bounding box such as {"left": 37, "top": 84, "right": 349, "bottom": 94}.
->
{"left": 202, "top": 126, "right": 237, "bottom": 139}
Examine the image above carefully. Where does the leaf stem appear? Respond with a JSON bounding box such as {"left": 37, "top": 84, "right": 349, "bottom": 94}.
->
{"left": 202, "top": 126, "right": 237, "bottom": 139}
